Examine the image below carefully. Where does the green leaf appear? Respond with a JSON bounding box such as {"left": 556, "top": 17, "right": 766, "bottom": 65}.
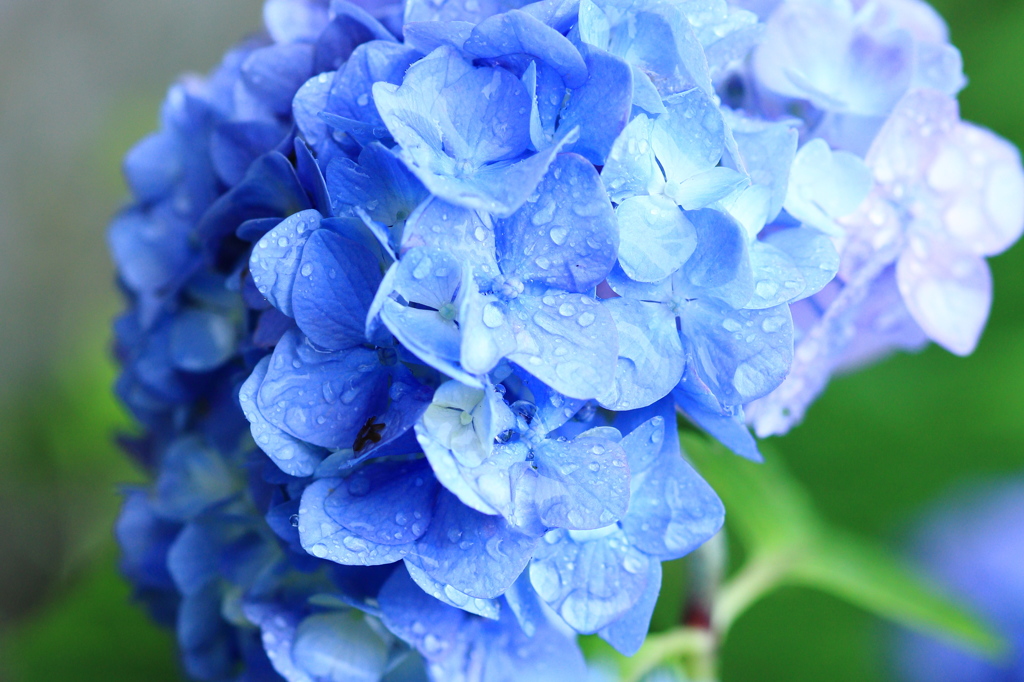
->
{"left": 681, "top": 427, "right": 1005, "bottom": 656}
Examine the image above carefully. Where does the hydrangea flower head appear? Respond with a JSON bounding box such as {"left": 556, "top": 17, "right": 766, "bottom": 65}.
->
{"left": 110, "top": 0, "right": 1022, "bottom": 678}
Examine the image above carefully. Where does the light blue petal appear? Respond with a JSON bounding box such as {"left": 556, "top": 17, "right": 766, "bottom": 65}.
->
{"left": 323, "top": 459, "right": 438, "bottom": 546}
{"left": 505, "top": 293, "right": 618, "bottom": 400}
{"left": 630, "top": 65, "right": 666, "bottom": 116}
{"left": 673, "top": 370, "right": 762, "bottom": 462}
{"left": 598, "top": 298, "right": 683, "bottom": 411}
{"left": 245, "top": 604, "right": 313, "bottom": 682}
{"left": 240, "top": 357, "right": 328, "bottom": 477}
{"left": 373, "top": 46, "right": 530, "bottom": 167}
{"left": 616, "top": 195, "right": 697, "bottom": 283}
{"left": 403, "top": 20, "right": 475, "bottom": 54}
{"left": 598, "top": 559, "right": 662, "bottom": 655}
{"left": 680, "top": 208, "right": 753, "bottom": 308}
{"left": 465, "top": 9, "right": 588, "bottom": 88}
{"left": 529, "top": 431, "right": 630, "bottom": 529}
{"left": 605, "top": 262, "right": 673, "bottom": 302}
{"left": 294, "top": 70, "right": 335, "bottom": 150}
{"left": 679, "top": 300, "right": 794, "bottom": 405}
{"left": 530, "top": 526, "right": 651, "bottom": 633}
{"left": 579, "top": 0, "right": 712, "bottom": 97}
{"left": 620, "top": 421, "right": 724, "bottom": 559}
{"left": 249, "top": 209, "right": 323, "bottom": 317}
{"left": 299, "top": 477, "right": 415, "bottom": 564}
{"left": 746, "top": 240, "right": 808, "bottom": 310}
{"left": 404, "top": 0, "right": 528, "bottom": 24}
{"left": 292, "top": 612, "right": 388, "bottom": 682}
{"left": 256, "top": 330, "right": 387, "bottom": 448}
{"left": 401, "top": 198, "right": 499, "bottom": 272}
{"left": 409, "top": 491, "right": 539, "bottom": 599}
{"left": 459, "top": 287, "right": 518, "bottom": 376}
{"left": 496, "top": 153, "right": 618, "bottom": 292}
{"left": 405, "top": 560, "right": 502, "bottom": 620}
{"left": 728, "top": 114, "right": 798, "bottom": 221}
{"left": 763, "top": 227, "right": 840, "bottom": 301}
{"left": 293, "top": 229, "right": 383, "bottom": 350}
{"left": 326, "top": 41, "right": 421, "bottom": 130}
{"left": 653, "top": 88, "right": 725, "bottom": 182}
{"left": 559, "top": 45, "right": 633, "bottom": 165}
{"left": 667, "top": 166, "right": 749, "bottom": 211}
{"left": 601, "top": 114, "right": 660, "bottom": 204}
{"left": 264, "top": 0, "right": 329, "bottom": 44}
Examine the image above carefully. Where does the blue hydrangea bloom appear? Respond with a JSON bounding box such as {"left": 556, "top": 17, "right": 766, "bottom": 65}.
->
{"left": 110, "top": 0, "right": 1019, "bottom": 678}
{"left": 894, "top": 480, "right": 1024, "bottom": 681}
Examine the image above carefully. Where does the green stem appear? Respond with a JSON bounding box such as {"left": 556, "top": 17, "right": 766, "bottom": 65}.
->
{"left": 623, "top": 549, "right": 796, "bottom": 681}
{"left": 621, "top": 628, "right": 716, "bottom": 682}
{"left": 712, "top": 550, "right": 794, "bottom": 639}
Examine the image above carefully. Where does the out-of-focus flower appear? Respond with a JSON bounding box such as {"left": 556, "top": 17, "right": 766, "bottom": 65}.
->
{"left": 894, "top": 480, "right": 1024, "bottom": 681}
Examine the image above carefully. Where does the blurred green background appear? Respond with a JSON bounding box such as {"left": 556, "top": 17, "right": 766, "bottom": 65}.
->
{"left": 0, "top": 1, "right": 1021, "bottom": 680}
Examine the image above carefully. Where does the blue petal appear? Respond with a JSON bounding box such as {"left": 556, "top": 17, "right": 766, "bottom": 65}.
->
{"left": 324, "top": 459, "right": 438, "bottom": 546}
{"left": 178, "top": 586, "right": 234, "bottom": 681}
{"left": 504, "top": 293, "right": 618, "bottom": 400}
{"left": 122, "top": 131, "right": 180, "bottom": 204}
{"left": 379, "top": 563, "right": 470, "bottom": 663}
{"left": 294, "top": 71, "right": 335, "bottom": 150}
{"left": 256, "top": 330, "right": 388, "bottom": 448}
{"left": 401, "top": 198, "right": 498, "bottom": 270}
{"left": 580, "top": 0, "right": 712, "bottom": 97}
{"left": 474, "top": 610, "right": 588, "bottom": 682}
{"left": 408, "top": 491, "right": 539, "bottom": 599}
{"left": 679, "top": 300, "right": 794, "bottom": 405}
{"left": 211, "top": 121, "right": 288, "bottom": 186}
{"left": 630, "top": 65, "right": 667, "bottom": 116}
{"left": 403, "top": 21, "right": 476, "bottom": 54}
{"left": 374, "top": 47, "right": 561, "bottom": 216}
{"left": 674, "top": 369, "right": 762, "bottom": 462}
{"left": 615, "top": 195, "right": 697, "bottom": 283}
{"left": 598, "top": 298, "right": 683, "bottom": 411}
{"left": 240, "top": 356, "right": 329, "bottom": 477}
{"left": 653, "top": 88, "right": 725, "bottom": 182}
{"left": 241, "top": 44, "right": 315, "bottom": 116}
{"left": 405, "top": 560, "right": 503, "bottom": 620}
{"left": 292, "top": 612, "right": 389, "bottom": 682}
{"left": 620, "top": 420, "right": 725, "bottom": 558}
{"left": 598, "top": 559, "right": 662, "bottom": 655}
{"left": 300, "top": 477, "right": 415, "bottom": 564}
{"left": 528, "top": 429, "right": 630, "bottom": 529}
{"left": 762, "top": 227, "right": 839, "bottom": 301}
{"left": 458, "top": 288, "right": 519, "bottom": 376}
{"left": 417, "top": 382, "right": 516, "bottom": 514}
{"left": 746, "top": 240, "right": 809, "bottom": 309}
{"left": 559, "top": 45, "right": 633, "bottom": 165}
{"left": 326, "top": 41, "right": 423, "bottom": 132}
{"left": 109, "top": 208, "right": 192, "bottom": 299}
{"left": 728, "top": 115, "right": 798, "bottom": 222}
{"left": 294, "top": 138, "right": 332, "bottom": 216}
{"left": 245, "top": 604, "right": 313, "bottom": 682}
{"left": 249, "top": 209, "right": 323, "bottom": 317}
{"left": 198, "top": 152, "right": 311, "bottom": 251}
{"left": 404, "top": 0, "right": 529, "bottom": 24}
{"left": 152, "top": 436, "right": 237, "bottom": 521}
{"left": 601, "top": 114, "right": 660, "bottom": 203}
{"left": 379, "top": 251, "right": 474, "bottom": 383}
{"left": 668, "top": 166, "right": 749, "bottom": 211}
{"left": 495, "top": 153, "right": 618, "bottom": 292}
{"left": 327, "top": 142, "right": 428, "bottom": 226}
{"left": 264, "top": 0, "right": 330, "bottom": 44}
{"left": 530, "top": 526, "right": 651, "bottom": 632}
{"left": 293, "top": 229, "right": 383, "bottom": 350}
{"left": 168, "top": 309, "right": 237, "bottom": 372}
{"left": 680, "top": 208, "right": 753, "bottom": 308}
{"left": 465, "top": 10, "right": 588, "bottom": 88}
{"left": 167, "top": 522, "right": 219, "bottom": 596}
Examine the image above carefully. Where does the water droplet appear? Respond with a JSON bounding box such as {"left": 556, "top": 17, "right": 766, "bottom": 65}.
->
{"left": 482, "top": 302, "right": 505, "bottom": 328}
{"left": 549, "top": 226, "right": 569, "bottom": 245}
{"left": 577, "top": 312, "right": 596, "bottom": 327}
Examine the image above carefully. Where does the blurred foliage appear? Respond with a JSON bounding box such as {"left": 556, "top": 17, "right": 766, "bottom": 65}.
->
{"left": 0, "top": 0, "right": 1021, "bottom": 680}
